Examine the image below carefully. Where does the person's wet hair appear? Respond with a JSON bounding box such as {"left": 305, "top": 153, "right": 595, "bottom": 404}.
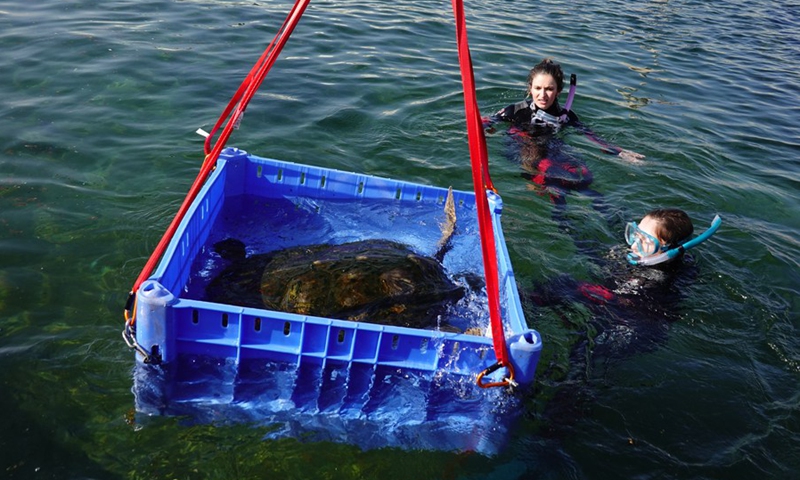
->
{"left": 527, "top": 58, "right": 565, "bottom": 93}
{"left": 647, "top": 208, "right": 694, "bottom": 248}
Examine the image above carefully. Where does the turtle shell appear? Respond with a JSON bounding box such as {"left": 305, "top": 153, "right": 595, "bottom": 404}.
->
{"left": 205, "top": 238, "right": 466, "bottom": 329}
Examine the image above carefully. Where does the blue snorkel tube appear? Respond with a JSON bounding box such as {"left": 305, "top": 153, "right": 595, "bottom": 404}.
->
{"left": 628, "top": 215, "right": 722, "bottom": 266}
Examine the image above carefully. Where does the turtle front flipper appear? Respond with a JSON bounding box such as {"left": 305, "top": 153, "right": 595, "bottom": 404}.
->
{"left": 206, "top": 247, "right": 274, "bottom": 309}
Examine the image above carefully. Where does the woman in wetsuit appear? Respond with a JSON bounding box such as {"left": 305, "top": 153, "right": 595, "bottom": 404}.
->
{"left": 484, "top": 58, "right": 644, "bottom": 205}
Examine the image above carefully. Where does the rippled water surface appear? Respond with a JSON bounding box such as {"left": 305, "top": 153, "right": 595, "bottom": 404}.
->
{"left": 1, "top": 1, "right": 798, "bottom": 478}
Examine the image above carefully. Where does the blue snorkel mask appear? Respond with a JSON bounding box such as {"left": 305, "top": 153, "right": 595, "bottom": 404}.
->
{"left": 626, "top": 215, "right": 722, "bottom": 266}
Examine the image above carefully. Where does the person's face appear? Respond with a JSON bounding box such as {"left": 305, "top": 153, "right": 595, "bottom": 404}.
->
{"left": 529, "top": 73, "right": 560, "bottom": 110}
{"left": 629, "top": 215, "right": 663, "bottom": 257}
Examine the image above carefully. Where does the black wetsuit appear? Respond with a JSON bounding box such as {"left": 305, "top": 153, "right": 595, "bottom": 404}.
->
{"left": 491, "top": 99, "right": 579, "bottom": 129}
{"left": 485, "top": 99, "right": 624, "bottom": 205}
{"left": 527, "top": 244, "right": 697, "bottom": 435}
{"left": 529, "top": 248, "right": 695, "bottom": 363}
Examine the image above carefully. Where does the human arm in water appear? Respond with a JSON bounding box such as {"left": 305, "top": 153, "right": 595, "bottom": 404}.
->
{"left": 482, "top": 100, "right": 530, "bottom": 134}
{"left": 483, "top": 102, "right": 645, "bottom": 163}
{"left": 571, "top": 121, "right": 645, "bottom": 164}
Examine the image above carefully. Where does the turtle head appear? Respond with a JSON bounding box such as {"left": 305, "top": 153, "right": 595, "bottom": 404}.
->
{"left": 213, "top": 238, "right": 247, "bottom": 262}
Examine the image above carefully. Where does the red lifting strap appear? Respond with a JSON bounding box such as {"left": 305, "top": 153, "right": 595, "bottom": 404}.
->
{"left": 450, "top": 0, "right": 513, "bottom": 380}
{"left": 128, "top": 0, "right": 311, "bottom": 297}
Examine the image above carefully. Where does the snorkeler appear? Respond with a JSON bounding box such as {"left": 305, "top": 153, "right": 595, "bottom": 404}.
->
{"left": 484, "top": 58, "right": 644, "bottom": 204}
{"left": 528, "top": 208, "right": 720, "bottom": 439}
{"left": 531, "top": 208, "right": 721, "bottom": 360}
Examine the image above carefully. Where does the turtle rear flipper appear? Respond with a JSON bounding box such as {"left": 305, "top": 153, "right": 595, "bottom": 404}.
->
{"left": 434, "top": 186, "right": 456, "bottom": 263}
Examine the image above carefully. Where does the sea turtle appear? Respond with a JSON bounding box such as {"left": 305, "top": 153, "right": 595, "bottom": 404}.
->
{"left": 205, "top": 188, "right": 478, "bottom": 330}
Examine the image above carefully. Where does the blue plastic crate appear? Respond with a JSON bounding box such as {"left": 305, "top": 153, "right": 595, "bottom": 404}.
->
{"left": 132, "top": 147, "right": 541, "bottom": 454}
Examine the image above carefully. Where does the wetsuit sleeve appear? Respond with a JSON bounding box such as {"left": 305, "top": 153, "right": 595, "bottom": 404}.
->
{"left": 570, "top": 117, "right": 624, "bottom": 155}
{"left": 530, "top": 274, "right": 616, "bottom": 307}
{"left": 482, "top": 104, "right": 514, "bottom": 130}
{"left": 482, "top": 101, "right": 531, "bottom": 130}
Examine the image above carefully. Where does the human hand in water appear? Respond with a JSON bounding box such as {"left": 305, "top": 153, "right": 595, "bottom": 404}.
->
{"left": 481, "top": 116, "right": 496, "bottom": 134}
{"left": 618, "top": 149, "right": 645, "bottom": 164}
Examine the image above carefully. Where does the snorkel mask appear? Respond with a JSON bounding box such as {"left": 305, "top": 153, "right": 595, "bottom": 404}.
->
{"left": 531, "top": 109, "right": 564, "bottom": 128}
{"left": 626, "top": 215, "right": 722, "bottom": 266}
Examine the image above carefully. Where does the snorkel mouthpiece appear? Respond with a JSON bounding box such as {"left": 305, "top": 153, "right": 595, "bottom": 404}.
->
{"left": 627, "top": 215, "right": 722, "bottom": 266}
{"left": 627, "top": 250, "right": 671, "bottom": 267}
